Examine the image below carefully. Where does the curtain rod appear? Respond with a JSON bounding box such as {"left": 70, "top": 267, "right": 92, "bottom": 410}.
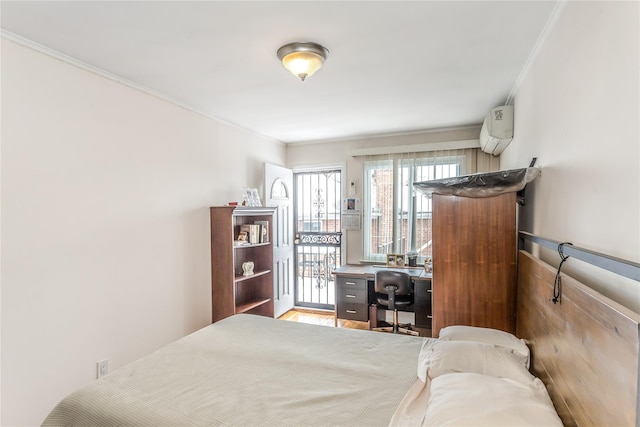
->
{"left": 519, "top": 231, "right": 640, "bottom": 281}
{"left": 350, "top": 139, "right": 480, "bottom": 157}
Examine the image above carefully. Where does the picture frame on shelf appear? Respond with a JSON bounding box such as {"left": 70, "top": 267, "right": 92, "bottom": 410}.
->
{"left": 386, "top": 253, "right": 405, "bottom": 267}
{"left": 386, "top": 254, "right": 397, "bottom": 267}
{"left": 242, "top": 187, "right": 262, "bottom": 207}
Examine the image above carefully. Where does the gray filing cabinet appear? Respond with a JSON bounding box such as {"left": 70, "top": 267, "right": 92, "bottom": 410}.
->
{"left": 335, "top": 276, "right": 369, "bottom": 321}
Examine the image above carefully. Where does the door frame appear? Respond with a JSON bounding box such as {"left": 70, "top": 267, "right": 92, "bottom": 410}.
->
{"left": 292, "top": 164, "right": 346, "bottom": 309}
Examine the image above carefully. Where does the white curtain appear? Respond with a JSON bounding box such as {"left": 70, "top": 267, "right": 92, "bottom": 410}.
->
{"left": 360, "top": 148, "right": 499, "bottom": 262}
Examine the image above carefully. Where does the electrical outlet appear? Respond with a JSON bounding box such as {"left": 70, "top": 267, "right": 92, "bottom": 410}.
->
{"left": 97, "top": 359, "right": 109, "bottom": 379}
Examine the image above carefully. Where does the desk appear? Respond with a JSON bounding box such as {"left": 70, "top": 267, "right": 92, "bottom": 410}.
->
{"left": 333, "top": 265, "right": 432, "bottom": 337}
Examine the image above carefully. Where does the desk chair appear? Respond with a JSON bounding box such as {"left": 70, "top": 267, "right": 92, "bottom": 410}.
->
{"left": 372, "top": 270, "right": 419, "bottom": 336}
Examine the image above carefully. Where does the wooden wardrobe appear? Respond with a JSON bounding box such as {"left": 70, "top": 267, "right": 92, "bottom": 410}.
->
{"left": 431, "top": 192, "right": 517, "bottom": 336}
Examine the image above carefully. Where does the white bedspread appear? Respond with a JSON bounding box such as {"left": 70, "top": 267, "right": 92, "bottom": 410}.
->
{"left": 43, "top": 314, "right": 425, "bottom": 426}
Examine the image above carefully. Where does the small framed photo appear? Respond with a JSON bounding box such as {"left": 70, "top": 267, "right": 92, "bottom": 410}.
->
{"left": 347, "top": 198, "right": 356, "bottom": 210}
{"left": 237, "top": 231, "right": 248, "bottom": 241}
{"left": 386, "top": 254, "right": 397, "bottom": 267}
{"left": 386, "top": 254, "right": 405, "bottom": 267}
{"left": 387, "top": 254, "right": 405, "bottom": 267}
{"left": 251, "top": 188, "right": 262, "bottom": 207}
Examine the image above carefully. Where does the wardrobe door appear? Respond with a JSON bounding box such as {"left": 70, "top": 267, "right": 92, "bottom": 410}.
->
{"left": 432, "top": 192, "right": 517, "bottom": 336}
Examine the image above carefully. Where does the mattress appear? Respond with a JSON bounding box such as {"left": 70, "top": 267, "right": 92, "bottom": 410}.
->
{"left": 42, "top": 314, "right": 425, "bottom": 426}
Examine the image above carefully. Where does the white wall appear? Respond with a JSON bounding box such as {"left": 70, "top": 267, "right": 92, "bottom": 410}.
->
{"left": 0, "top": 38, "right": 285, "bottom": 426}
{"left": 501, "top": 1, "right": 640, "bottom": 312}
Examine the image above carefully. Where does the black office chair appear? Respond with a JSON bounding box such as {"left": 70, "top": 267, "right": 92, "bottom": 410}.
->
{"left": 372, "top": 270, "right": 419, "bottom": 336}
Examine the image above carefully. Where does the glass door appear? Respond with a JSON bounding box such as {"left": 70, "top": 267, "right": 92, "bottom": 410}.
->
{"left": 293, "top": 170, "right": 342, "bottom": 310}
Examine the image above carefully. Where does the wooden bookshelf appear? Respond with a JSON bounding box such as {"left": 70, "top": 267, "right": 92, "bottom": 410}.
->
{"left": 210, "top": 206, "right": 276, "bottom": 323}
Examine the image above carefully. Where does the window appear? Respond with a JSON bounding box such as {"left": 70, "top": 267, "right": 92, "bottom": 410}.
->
{"left": 363, "top": 154, "right": 465, "bottom": 262}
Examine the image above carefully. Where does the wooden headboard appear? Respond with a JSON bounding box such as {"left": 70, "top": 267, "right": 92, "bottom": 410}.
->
{"left": 517, "top": 250, "right": 640, "bottom": 427}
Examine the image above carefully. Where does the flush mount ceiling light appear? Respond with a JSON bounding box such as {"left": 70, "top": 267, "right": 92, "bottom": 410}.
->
{"left": 277, "top": 42, "right": 329, "bottom": 81}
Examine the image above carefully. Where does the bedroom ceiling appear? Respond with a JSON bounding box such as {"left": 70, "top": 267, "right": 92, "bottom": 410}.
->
{"left": 0, "top": 1, "right": 560, "bottom": 143}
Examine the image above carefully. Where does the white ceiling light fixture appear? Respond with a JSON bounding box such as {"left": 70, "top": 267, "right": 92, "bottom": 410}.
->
{"left": 277, "top": 42, "right": 329, "bottom": 81}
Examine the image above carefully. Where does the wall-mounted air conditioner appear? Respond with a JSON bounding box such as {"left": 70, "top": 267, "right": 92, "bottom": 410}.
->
{"left": 480, "top": 105, "right": 514, "bottom": 156}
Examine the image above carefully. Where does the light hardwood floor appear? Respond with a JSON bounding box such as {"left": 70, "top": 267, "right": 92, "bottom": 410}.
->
{"left": 279, "top": 308, "right": 370, "bottom": 330}
{"left": 280, "top": 308, "right": 431, "bottom": 337}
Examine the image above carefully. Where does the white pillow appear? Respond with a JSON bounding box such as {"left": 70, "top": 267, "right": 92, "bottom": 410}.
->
{"left": 424, "top": 373, "right": 562, "bottom": 426}
{"left": 417, "top": 339, "right": 535, "bottom": 385}
{"left": 438, "top": 325, "right": 530, "bottom": 368}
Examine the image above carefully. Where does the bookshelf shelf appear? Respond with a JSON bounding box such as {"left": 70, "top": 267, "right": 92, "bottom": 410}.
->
{"left": 236, "top": 298, "right": 272, "bottom": 315}
{"left": 234, "top": 242, "right": 270, "bottom": 249}
{"left": 234, "top": 269, "right": 271, "bottom": 283}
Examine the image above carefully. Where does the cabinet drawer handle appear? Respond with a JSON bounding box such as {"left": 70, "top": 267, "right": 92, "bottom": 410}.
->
{"left": 427, "top": 290, "right": 432, "bottom": 293}
{"left": 346, "top": 309, "right": 357, "bottom": 314}
{"left": 345, "top": 294, "right": 356, "bottom": 298}
{"left": 345, "top": 281, "right": 356, "bottom": 285}
{"left": 427, "top": 315, "right": 433, "bottom": 319}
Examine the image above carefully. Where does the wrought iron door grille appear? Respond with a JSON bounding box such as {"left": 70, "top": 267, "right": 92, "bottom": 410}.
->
{"left": 295, "top": 234, "right": 342, "bottom": 308}
{"left": 294, "top": 170, "right": 342, "bottom": 309}
{"left": 296, "top": 232, "right": 342, "bottom": 246}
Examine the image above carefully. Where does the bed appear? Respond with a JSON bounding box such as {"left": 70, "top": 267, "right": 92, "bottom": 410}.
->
{"left": 43, "top": 313, "right": 560, "bottom": 427}
{"left": 43, "top": 314, "right": 425, "bottom": 426}
{"left": 43, "top": 250, "right": 639, "bottom": 427}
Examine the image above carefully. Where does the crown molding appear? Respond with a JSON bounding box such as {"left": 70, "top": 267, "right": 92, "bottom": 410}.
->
{"left": 1, "top": 30, "right": 283, "bottom": 145}
{"left": 505, "top": 0, "right": 568, "bottom": 105}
